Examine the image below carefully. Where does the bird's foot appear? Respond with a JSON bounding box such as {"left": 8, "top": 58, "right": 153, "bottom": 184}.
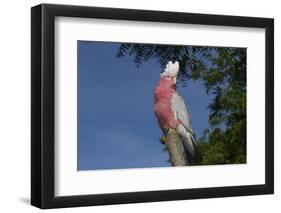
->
{"left": 159, "top": 135, "right": 166, "bottom": 144}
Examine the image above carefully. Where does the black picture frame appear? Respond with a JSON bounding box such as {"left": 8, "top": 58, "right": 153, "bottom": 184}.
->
{"left": 31, "top": 3, "right": 274, "bottom": 209}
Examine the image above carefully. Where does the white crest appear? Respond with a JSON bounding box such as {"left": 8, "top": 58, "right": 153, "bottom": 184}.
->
{"left": 161, "top": 61, "right": 179, "bottom": 78}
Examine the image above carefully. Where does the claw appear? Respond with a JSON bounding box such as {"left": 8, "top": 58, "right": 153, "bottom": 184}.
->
{"left": 159, "top": 136, "right": 166, "bottom": 144}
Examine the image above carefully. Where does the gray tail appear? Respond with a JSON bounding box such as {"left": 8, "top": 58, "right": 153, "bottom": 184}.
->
{"left": 177, "top": 126, "right": 202, "bottom": 165}
{"left": 183, "top": 134, "right": 202, "bottom": 165}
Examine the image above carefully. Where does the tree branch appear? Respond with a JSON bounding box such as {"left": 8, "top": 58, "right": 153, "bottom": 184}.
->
{"left": 161, "top": 129, "right": 189, "bottom": 166}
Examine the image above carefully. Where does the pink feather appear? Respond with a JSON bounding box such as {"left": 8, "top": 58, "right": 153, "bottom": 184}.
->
{"left": 154, "top": 77, "right": 180, "bottom": 130}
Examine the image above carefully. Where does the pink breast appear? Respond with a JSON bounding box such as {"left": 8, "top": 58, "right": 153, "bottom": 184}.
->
{"left": 154, "top": 78, "right": 179, "bottom": 130}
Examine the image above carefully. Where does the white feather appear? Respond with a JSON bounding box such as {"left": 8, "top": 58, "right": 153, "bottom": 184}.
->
{"left": 176, "top": 124, "right": 196, "bottom": 159}
{"left": 161, "top": 61, "right": 179, "bottom": 78}
{"left": 171, "top": 92, "right": 200, "bottom": 164}
{"left": 171, "top": 92, "right": 194, "bottom": 135}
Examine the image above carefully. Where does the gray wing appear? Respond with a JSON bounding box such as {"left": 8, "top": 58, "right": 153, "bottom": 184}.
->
{"left": 171, "top": 92, "right": 202, "bottom": 165}
{"left": 171, "top": 92, "right": 195, "bottom": 136}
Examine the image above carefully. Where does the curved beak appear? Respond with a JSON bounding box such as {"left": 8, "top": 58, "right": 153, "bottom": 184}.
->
{"left": 172, "top": 76, "right": 177, "bottom": 84}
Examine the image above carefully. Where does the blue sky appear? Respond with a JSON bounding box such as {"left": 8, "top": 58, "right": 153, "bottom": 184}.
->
{"left": 78, "top": 41, "right": 212, "bottom": 170}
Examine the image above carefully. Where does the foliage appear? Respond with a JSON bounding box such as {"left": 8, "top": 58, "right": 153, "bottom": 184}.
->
{"left": 117, "top": 44, "right": 213, "bottom": 86}
{"left": 116, "top": 44, "right": 246, "bottom": 165}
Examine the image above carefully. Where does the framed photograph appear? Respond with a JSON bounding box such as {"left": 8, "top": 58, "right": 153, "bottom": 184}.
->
{"left": 31, "top": 3, "right": 274, "bottom": 209}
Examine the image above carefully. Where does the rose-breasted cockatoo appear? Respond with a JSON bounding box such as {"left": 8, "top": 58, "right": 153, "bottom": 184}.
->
{"left": 154, "top": 61, "right": 201, "bottom": 165}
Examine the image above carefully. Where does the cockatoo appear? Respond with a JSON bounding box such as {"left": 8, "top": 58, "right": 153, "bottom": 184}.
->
{"left": 154, "top": 61, "right": 201, "bottom": 165}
